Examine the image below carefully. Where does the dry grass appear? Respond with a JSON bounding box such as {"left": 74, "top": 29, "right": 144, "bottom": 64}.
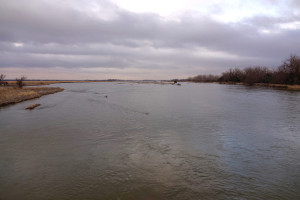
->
{"left": 286, "top": 85, "right": 300, "bottom": 90}
{"left": 254, "top": 83, "right": 300, "bottom": 90}
{"left": 26, "top": 103, "right": 41, "bottom": 110}
{"left": 0, "top": 87, "right": 64, "bottom": 107}
{"left": 209, "top": 82, "right": 300, "bottom": 90}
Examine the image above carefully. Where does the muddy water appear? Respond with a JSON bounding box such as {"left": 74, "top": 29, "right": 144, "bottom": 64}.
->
{"left": 0, "top": 82, "right": 299, "bottom": 199}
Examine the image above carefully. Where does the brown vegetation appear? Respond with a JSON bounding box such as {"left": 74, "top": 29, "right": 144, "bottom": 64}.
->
{"left": 219, "top": 67, "right": 273, "bottom": 86}
{"left": 0, "top": 87, "right": 64, "bottom": 107}
{"left": 190, "top": 55, "right": 300, "bottom": 90}
{"left": 26, "top": 103, "right": 41, "bottom": 110}
{"left": 16, "top": 76, "right": 26, "bottom": 88}
{"left": 219, "top": 55, "right": 300, "bottom": 85}
{"left": 188, "top": 74, "right": 220, "bottom": 83}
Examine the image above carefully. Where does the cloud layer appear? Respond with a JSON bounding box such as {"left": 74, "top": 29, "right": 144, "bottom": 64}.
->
{"left": 0, "top": 0, "right": 300, "bottom": 79}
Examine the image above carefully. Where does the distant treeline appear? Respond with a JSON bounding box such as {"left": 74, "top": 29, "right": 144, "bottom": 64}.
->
{"left": 189, "top": 55, "right": 300, "bottom": 85}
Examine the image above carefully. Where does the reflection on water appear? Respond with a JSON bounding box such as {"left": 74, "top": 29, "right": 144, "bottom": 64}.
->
{"left": 0, "top": 83, "right": 299, "bottom": 200}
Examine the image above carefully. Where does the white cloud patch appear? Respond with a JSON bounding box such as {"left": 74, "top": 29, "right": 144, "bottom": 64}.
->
{"left": 13, "top": 42, "right": 23, "bottom": 47}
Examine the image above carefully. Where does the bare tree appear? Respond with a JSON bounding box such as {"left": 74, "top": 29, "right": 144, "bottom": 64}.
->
{"left": 219, "top": 68, "right": 245, "bottom": 83}
{"left": 279, "top": 55, "right": 300, "bottom": 84}
{"left": 16, "top": 76, "right": 26, "bottom": 88}
{"left": 243, "top": 67, "right": 272, "bottom": 85}
{"left": 0, "top": 74, "right": 7, "bottom": 86}
{"left": 0, "top": 74, "right": 5, "bottom": 82}
{"left": 190, "top": 74, "right": 220, "bottom": 82}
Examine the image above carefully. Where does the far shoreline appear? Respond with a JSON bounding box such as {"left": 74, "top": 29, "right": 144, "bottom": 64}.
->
{"left": 1, "top": 80, "right": 299, "bottom": 109}
{"left": 5, "top": 80, "right": 109, "bottom": 86}
{"left": 184, "top": 81, "right": 300, "bottom": 91}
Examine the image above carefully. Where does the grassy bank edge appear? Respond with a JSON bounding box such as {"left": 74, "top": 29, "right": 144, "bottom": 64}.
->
{"left": 0, "top": 87, "right": 64, "bottom": 108}
{"left": 217, "top": 82, "right": 300, "bottom": 90}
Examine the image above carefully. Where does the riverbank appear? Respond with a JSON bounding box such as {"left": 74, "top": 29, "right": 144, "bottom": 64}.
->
{"left": 254, "top": 83, "right": 300, "bottom": 90}
{"left": 0, "top": 87, "right": 64, "bottom": 107}
{"left": 217, "top": 82, "right": 300, "bottom": 90}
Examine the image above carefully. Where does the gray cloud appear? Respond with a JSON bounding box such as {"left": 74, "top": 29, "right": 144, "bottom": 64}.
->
{"left": 0, "top": 0, "right": 300, "bottom": 79}
{"left": 292, "top": 0, "right": 300, "bottom": 8}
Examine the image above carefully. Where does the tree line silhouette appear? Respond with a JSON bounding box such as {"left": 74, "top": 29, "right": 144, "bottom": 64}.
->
{"left": 189, "top": 55, "right": 300, "bottom": 85}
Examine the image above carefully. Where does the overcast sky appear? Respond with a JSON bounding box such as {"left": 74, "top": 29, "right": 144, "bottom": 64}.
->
{"left": 1, "top": 0, "right": 300, "bottom": 80}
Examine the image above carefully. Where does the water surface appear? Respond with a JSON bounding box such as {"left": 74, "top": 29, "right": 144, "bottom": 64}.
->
{"left": 0, "top": 82, "right": 299, "bottom": 199}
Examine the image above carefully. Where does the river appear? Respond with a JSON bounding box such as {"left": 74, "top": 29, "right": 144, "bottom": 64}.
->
{"left": 0, "top": 82, "right": 299, "bottom": 199}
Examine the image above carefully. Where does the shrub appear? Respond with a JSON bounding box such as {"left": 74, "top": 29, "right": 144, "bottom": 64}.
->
{"left": 277, "top": 55, "right": 300, "bottom": 84}
{"left": 243, "top": 67, "right": 272, "bottom": 85}
{"left": 190, "top": 74, "right": 220, "bottom": 82}
{"left": 190, "top": 54, "right": 300, "bottom": 86}
{"left": 16, "top": 76, "right": 26, "bottom": 88}
{"left": 219, "top": 68, "right": 245, "bottom": 82}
